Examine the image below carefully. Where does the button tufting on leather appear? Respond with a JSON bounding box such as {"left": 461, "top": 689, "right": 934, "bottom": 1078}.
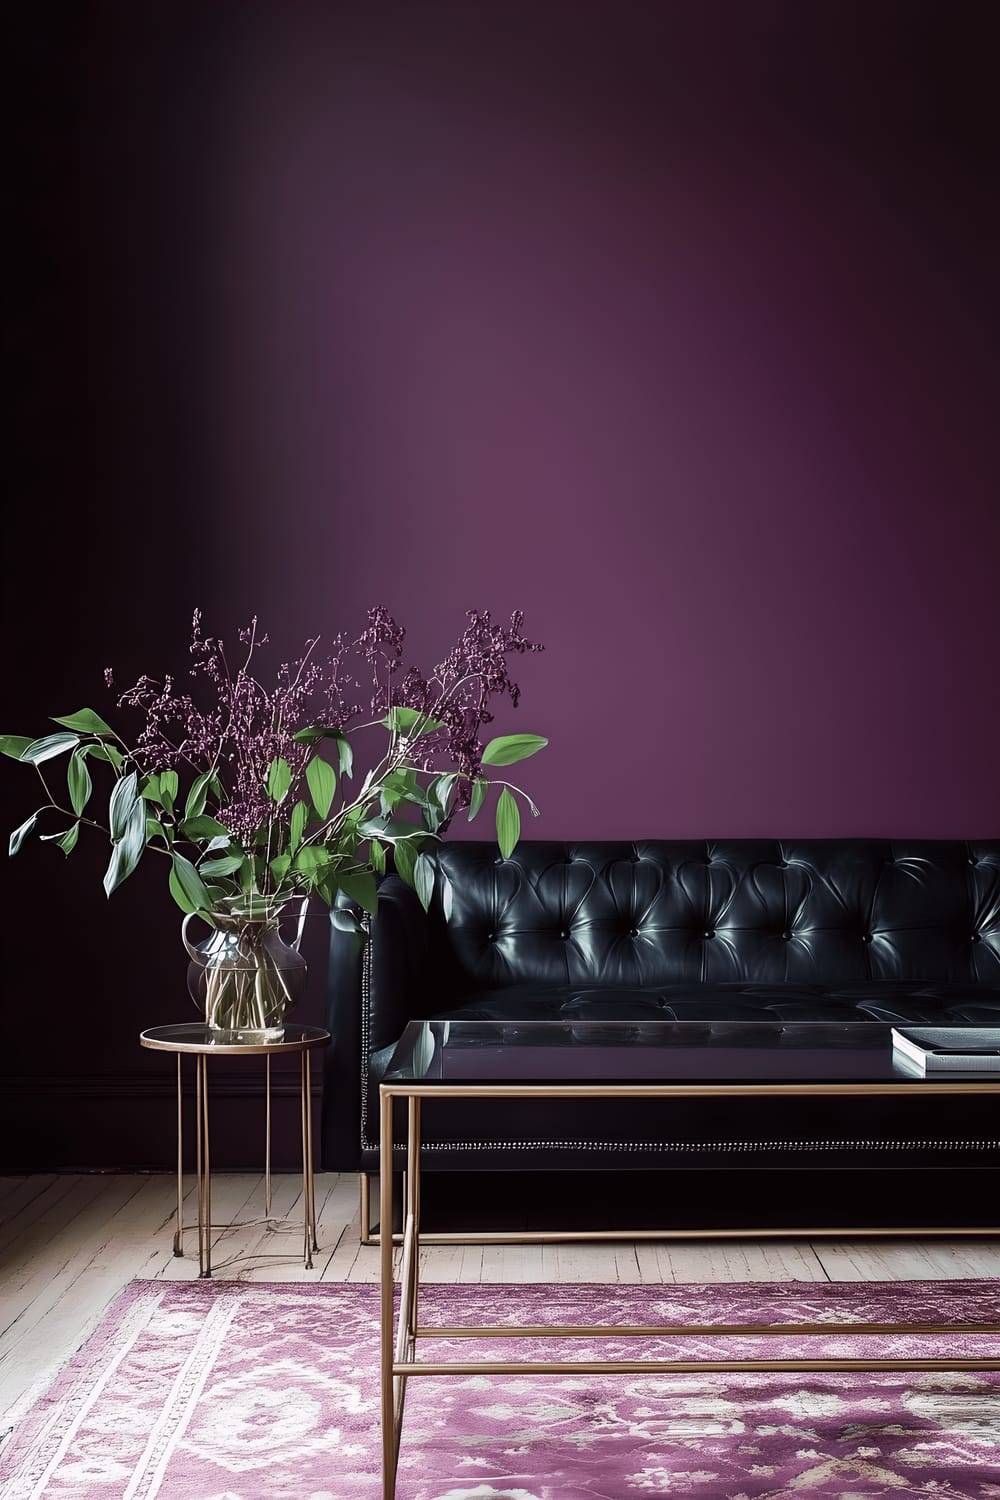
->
{"left": 782, "top": 930, "right": 791, "bottom": 940}
{"left": 560, "top": 929, "right": 568, "bottom": 939}
{"left": 862, "top": 933, "right": 873, "bottom": 943}
{"left": 703, "top": 929, "right": 714, "bottom": 939}
{"left": 971, "top": 933, "right": 981, "bottom": 943}
{"left": 630, "top": 927, "right": 639, "bottom": 937}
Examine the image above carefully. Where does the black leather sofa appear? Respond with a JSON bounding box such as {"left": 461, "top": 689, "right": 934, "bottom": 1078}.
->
{"left": 322, "top": 839, "right": 1000, "bottom": 1229}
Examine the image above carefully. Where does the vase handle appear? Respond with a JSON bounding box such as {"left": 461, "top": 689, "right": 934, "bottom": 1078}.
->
{"left": 285, "top": 895, "right": 309, "bottom": 953}
{"left": 181, "top": 909, "right": 212, "bottom": 962}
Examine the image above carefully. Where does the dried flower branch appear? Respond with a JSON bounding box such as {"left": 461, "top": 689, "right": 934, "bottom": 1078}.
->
{"left": 3, "top": 609, "right": 546, "bottom": 923}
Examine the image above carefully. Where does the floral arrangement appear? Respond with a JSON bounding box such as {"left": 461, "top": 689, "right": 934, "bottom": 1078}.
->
{"left": 2, "top": 607, "right": 546, "bottom": 924}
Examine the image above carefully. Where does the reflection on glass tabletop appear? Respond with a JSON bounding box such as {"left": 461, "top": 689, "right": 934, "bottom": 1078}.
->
{"left": 382, "top": 1018, "right": 1000, "bottom": 1084}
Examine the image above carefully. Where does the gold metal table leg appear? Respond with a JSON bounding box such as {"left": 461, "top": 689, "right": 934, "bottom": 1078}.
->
{"left": 173, "top": 1054, "right": 183, "bottom": 1256}
{"left": 305, "top": 1047, "right": 318, "bottom": 1251}
{"left": 380, "top": 1091, "right": 399, "bottom": 1500}
{"left": 301, "top": 1049, "right": 314, "bottom": 1269}
{"left": 195, "top": 1054, "right": 212, "bottom": 1277}
{"left": 265, "top": 1054, "right": 272, "bottom": 1218}
{"left": 407, "top": 1097, "right": 420, "bottom": 1339}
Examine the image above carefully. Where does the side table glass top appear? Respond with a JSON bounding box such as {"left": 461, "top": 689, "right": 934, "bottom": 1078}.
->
{"left": 382, "top": 1019, "right": 1000, "bottom": 1085}
{"left": 141, "top": 1023, "right": 330, "bottom": 1055}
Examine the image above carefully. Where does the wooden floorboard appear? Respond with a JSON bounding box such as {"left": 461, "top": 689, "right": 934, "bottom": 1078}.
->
{"left": 0, "top": 1172, "right": 997, "bottom": 1429}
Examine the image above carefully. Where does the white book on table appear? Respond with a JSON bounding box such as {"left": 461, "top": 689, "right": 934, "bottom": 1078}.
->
{"left": 891, "top": 1026, "right": 1000, "bottom": 1073}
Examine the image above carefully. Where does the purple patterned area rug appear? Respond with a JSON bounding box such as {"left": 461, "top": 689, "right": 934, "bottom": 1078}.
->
{"left": 1, "top": 1280, "right": 999, "bottom": 1500}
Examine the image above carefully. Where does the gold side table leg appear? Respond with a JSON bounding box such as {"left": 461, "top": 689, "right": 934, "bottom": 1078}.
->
{"left": 173, "top": 1054, "right": 184, "bottom": 1256}
{"left": 300, "top": 1050, "right": 314, "bottom": 1269}
{"left": 380, "top": 1091, "right": 398, "bottom": 1500}
{"left": 265, "top": 1054, "right": 272, "bottom": 1218}
{"left": 305, "top": 1047, "right": 318, "bottom": 1251}
{"left": 197, "top": 1054, "right": 212, "bottom": 1278}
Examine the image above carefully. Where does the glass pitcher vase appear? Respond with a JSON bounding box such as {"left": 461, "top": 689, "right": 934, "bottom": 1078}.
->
{"left": 181, "top": 896, "right": 309, "bottom": 1042}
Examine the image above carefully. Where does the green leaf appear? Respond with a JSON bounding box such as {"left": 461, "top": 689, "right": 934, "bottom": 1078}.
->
{"left": 334, "top": 733, "right": 353, "bottom": 779}
{"left": 19, "top": 733, "right": 80, "bottom": 765}
{"left": 292, "top": 845, "right": 328, "bottom": 873}
{"left": 337, "top": 870, "right": 378, "bottom": 915}
{"left": 85, "top": 743, "right": 124, "bottom": 770}
{"left": 467, "top": 779, "right": 487, "bottom": 822}
{"left": 51, "top": 708, "right": 116, "bottom": 736}
{"left": 428, "top": 772, "right": 457, "bottom": 813}
{"left": 305, "top": 756, "right": 336, "bottom": 820}
{"left": 370, "top": 837, "right": 386, "bottom": 876}
{"left": 289, "top": 800, "right": 309, "bottom": 854}
{"left": 495, "top": 786, "right": 520, "bottom": 860}
{"left": 168, "top": 865, "right": 196, "bottom": 914}
{"left": 41, "top": 823, "right": 81, "bottom": 855}
{"left": 358, "top": 814, "right": 430, "bottom": 846}
{"left": 140, "top": 773, "right": 163, "bottom": 805}
{"left": 109, "top": 771, "right": 139, "bottom": 840}
{"left": 203, "top": 834, "right": 230, "bottom": 853}
{"left": 59, "top": 821, "right": 80, "bottom": 855}
{"left": 9, "top": 813, "right": 38, "bottom": 856}
{"left": 270, "top": 853, "right": 292, "bottom": 885}
{"left": 159, "top": 769, "right": 178, "bottom": 812}
{"left": 67, "top": 749, "right": 93, "bottom": 817}
{"left": 199, "top": 854, "right": 244, "bottom": 877}
{"left": 0, "top": 735, "right": 33, "bottom": 760}
{"left": 481, "top": 733, "right": 548, "bottom": 767}
{"left": 379, "top": 784, "right": 404, "bottom": 815}
{"left": 180, "top": 814, "right": 230, "bottom": 840}
{"left": 145, "top": 815, "right": 168, "bottom": 843}
{"left": 381, "top": 706, "right": 446, "bottom": 738}
{"left": 266, "top": 757, "right": 293, "bottom": 803}
{"left": 170, "top": 851, "right": 212, "bottom": 912}
{"left": 393, "top": 836, "right": 417, "bottom": 888}
{"left": 184, "top": 770, "right": 214, "bottom": 821}
{"left": 103, "top": 798, "right": 146, "bottom": 895}
{"left": 425, "top": 772, "right": 457, "bottom": 832}
{"left": 414, "top": 852, "right": 435, "bottom": 912}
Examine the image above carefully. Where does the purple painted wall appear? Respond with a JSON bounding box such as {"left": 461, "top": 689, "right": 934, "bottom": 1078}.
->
{"left": 4, "top": 1, "right": 999, "bottom": 1167}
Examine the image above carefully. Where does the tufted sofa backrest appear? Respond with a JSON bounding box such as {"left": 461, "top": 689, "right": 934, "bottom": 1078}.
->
{"left": 422, "top": 839, "right": 1000, "bottom": 993}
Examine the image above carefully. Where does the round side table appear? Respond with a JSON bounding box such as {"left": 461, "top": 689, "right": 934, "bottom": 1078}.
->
{"left": 140, "top": 1023, "right": 330, "bottom": 1277}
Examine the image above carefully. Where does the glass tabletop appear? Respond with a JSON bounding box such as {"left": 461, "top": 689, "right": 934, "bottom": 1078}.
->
{"left": 382, "top": 1019, "right": 1000, "bottom": 1085}
{"left": 140, "top": 1023, "right": 330, "bottom": 1055}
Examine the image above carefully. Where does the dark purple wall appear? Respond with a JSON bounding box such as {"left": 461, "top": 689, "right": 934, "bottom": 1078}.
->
{"left": 4, "top": 1, "right": 999, "bottom": 1167}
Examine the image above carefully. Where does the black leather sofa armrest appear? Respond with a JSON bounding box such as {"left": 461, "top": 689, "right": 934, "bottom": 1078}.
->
{"left": 321, "top": 876, "right": 434, "bottom": 1170}
{"left": 369, "top": 873, "right": 434, "bottom": 1052}
{"left": 320, "top": 893, "right": 370, "bottom": 1171}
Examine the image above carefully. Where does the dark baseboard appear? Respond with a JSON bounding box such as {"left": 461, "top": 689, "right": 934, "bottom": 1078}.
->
{"left": 0, "top": 1071, "right": 322, "bottom": 1172}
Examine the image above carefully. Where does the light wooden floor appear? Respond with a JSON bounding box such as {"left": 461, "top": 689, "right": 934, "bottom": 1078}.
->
{"left": 2, "top": 1171, "right": 999, "bottom": 1433}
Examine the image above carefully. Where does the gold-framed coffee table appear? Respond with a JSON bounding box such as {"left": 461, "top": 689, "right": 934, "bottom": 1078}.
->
{"left": 378, "top": 1018, "right": 1000, "bottom": 1499}
{"left": 140, "top": 1022, "right": 329, "bottom": 1277}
